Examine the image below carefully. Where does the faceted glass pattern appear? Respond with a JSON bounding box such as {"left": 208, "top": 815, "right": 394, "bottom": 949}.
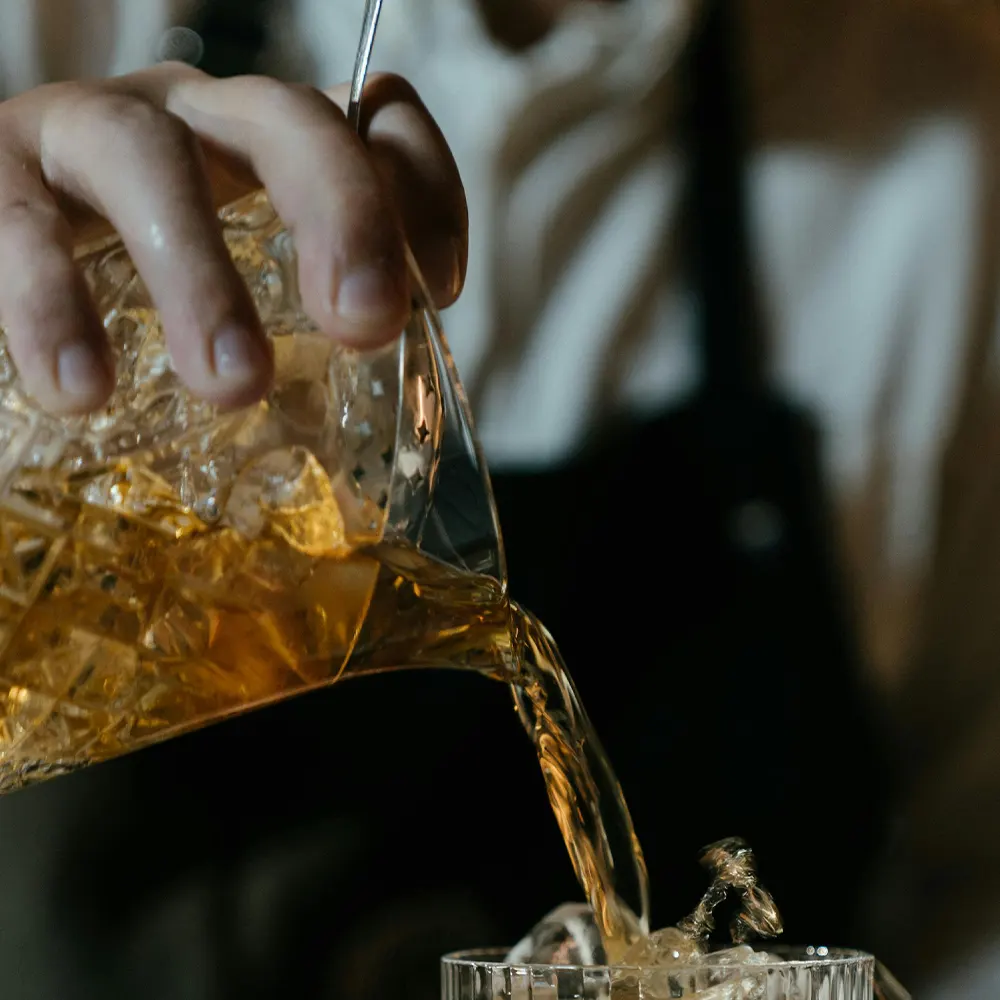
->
{"left": 442, "top": 948, "right": 875, "bottom": 1000}
{"left": 0, "top": 192, "right": 498, "bottom": 791}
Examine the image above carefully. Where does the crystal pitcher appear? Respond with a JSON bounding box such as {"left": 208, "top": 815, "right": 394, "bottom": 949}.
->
{"left": 0, "top": 190, "right": 503, "bottom": 791}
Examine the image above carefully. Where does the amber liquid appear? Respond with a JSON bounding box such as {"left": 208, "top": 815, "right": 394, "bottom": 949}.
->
{"left": 0, "top": 445, "right": 648, "bottom": 959}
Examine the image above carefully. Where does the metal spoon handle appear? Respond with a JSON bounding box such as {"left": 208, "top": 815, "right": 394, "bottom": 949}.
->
{"left": 347, "top": 0, "right": 385, "bottom": 132}
{"left": 345, "top": 0, "right": 439, "bottom": 320}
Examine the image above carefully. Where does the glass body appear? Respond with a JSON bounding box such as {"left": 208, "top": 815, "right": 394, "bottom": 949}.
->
{"left": 0, "top": 191, "right": 652, "bottom": 945}
{"left": 0, "top": 191, "right": 502, "bottom": 791}
{"left": 442, "top": 948, "right": 875, "bottom": 1000}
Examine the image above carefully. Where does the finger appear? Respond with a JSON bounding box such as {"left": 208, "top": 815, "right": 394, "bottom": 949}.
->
{"left": 327, "top": 74, "right": 468, "bottom": 310}
{"left": 166, "top": 72, "right": 411, "bottom": 348}
{"left": 174, "top": 71, "right": 468, "bottom": 309}
{"left": 40, "top": 90, "right": 272, "bottom": 409}
{"left": 0, "top": 154, "right": 113, "bottom": 414}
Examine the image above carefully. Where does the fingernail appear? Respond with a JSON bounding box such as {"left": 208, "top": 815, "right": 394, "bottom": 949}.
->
{"left": 57, "top": 342, "right": 107, "bottom": 397}
{"left": 446, "top": 236, "right": 465, "bottom": 301}
{"left": 212, "top": 324, "right": 266, "bottom": 381}
{"left": 429, "top": 236, "right": 465, "bottom": 304}
{"left": 337, "top": 265, "right": 403, "bottom": 325}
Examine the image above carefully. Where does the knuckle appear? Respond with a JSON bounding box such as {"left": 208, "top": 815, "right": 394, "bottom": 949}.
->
{"left": 233, "top": 75, "right": 320, "bottom": 123}
{"left": 366, "top": 72, "right": 421, "bottom": 107}
{"left": 229, "top": 76, "right": 342, "bottom": 133}
{"left": 0, "top": 119, "right": 28, "bottom": 160}
{"left": 145, "top": 60, "right": 207, "bottom": 84}
{"left": 0, "top": 198, "right": 65, "bottom": 247}
{"left": 356, "top": 74, "right": 437, "bottom": 147}
{"left": 0, "top": 81, "right": 77, "bottom": 146}
{"left": 68, "top": 91, "right": 192, "bottom": 156}
{"left": 24, "top": 253, "right": 78, "bottom": 301}
{"left": 159, "top": 109, "right": 201, "bottom": 158}
{"left": 286, "top": 82, "right": 335, "bottom": 110}
{"left": 3, "top": 250, "right": 78, "bottom": 323}
{"left": 78, "top": 90, "right": 159, "bottom": 130}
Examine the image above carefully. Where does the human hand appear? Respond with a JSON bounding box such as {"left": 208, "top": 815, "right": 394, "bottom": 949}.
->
{"left": 0, "top": 62, "right": 467, "bottom": 414}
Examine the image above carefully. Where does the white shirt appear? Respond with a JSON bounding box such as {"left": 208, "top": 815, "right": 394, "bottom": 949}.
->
{"left": 0, "top": 1, "right": 999, "bottom": 995}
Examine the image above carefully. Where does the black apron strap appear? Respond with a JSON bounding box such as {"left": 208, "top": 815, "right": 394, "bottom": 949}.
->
{"left": 682, "top": 0, "right": 766, "bottom": 400}
{"left": 187, "top": 0, "right": 272, "bottom": 77}
{"left": 495, "top": 0, "right": 888, "bottom": 943}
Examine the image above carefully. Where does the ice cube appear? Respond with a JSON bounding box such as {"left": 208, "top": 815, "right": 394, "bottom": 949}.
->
{"left": 610, "top": 969, "right": 640, "bottom": 1000}
{"left": 697, "top": 946, "right": 764, "bottom": 966}
{"left": 620, "top": 927, "right": 702, "bottom": 967}
{"left": 687, "top": 985, "right": 748, "bottom": 1000}
{"left": 614, "top": 934, "right": 773, "bottom": 1000}
{"left": 641, "top": 977, "right": 763, "bottom": 1000}
{"left": 506, "top": 903, "right": 607, "bottom": 965}
{"left": 692, "top": 946, "right": 770, "bottom": 1000}
{"left": 224, "top": 447, "right": 350, "bottom": 556}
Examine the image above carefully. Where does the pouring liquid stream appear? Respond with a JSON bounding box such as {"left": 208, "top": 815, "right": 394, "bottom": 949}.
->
{"left": 0, "top": 443, "right": 648, "bottom": 959}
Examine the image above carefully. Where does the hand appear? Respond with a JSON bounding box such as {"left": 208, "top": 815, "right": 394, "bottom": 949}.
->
{"left": 0, "top": 62, "right": 467, "bottom": 414}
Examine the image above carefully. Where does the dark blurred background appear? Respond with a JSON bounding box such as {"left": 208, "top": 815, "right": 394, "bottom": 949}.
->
{"left": 3, "top": 0, "right": 1000, "bottom": 997}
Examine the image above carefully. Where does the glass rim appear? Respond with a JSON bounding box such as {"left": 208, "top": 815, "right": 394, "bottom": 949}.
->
{"left": 441, "top": 945, "right": 874, "bottom": 974}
